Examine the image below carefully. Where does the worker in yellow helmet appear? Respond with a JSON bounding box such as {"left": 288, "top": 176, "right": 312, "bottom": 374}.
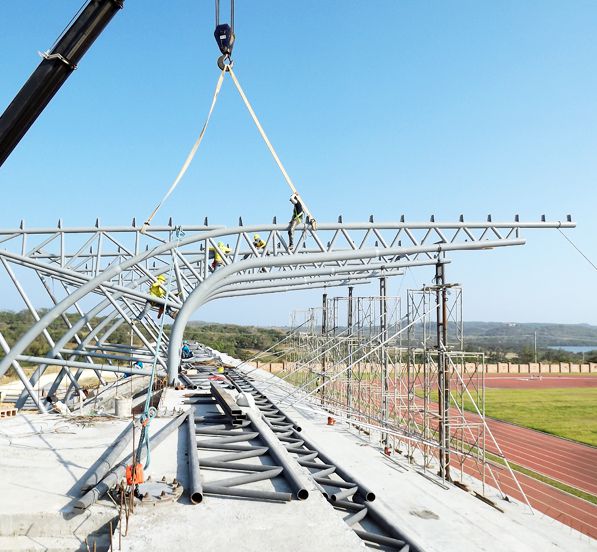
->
{"left": 136, "top": 273, "right": 178, "bottom": 321}
{"left": 209, "top": 241, "right": 232, "bottom": 272}
{"left": 243, "top": 233, "right": 266, "bottom": 259}
{"left": 253, "top": 234, "right": 266, "bottom": 250}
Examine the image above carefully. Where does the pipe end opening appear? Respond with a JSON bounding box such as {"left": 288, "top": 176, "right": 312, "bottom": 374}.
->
{"left": 297, "top": 489, "right": 309, "bottom": 501}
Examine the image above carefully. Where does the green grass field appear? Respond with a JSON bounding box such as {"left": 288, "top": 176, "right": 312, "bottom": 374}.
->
{"left": 463, "top": 387, "right": 597, "bottom": 447}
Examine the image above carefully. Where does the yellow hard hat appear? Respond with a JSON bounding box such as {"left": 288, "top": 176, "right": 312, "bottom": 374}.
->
{"left": 157, "top": 274, "right": 167, "bottom": 282}
{"left": 253, "top": 234, "right": 260, "bottom": 240}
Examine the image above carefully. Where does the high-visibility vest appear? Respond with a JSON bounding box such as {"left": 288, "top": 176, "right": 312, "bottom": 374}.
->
{"left": 149, "top": 281, "right": 166, "bottom": 299}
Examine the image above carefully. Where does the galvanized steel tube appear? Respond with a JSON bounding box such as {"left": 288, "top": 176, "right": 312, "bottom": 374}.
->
{"left": 246, "top": 410, "right": 310, "bottom": 500}
{"left": 186, "top": 408, "right": 203, "bottom": 504}
{"left": 79, "top": 421, "right": 135, "bottom": 492}
{"left": 74, "top": 411, "right": 188, "bottom": 511}
{"left": 293, "top": 428, "right": 375, "bottom": 502}
{"left": 202, "top": 484, "right": 291, "bottom": 502}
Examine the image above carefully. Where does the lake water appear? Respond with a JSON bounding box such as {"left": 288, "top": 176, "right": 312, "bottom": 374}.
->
{"left": 548, "top": 345, "right": 597, "bottom": 353}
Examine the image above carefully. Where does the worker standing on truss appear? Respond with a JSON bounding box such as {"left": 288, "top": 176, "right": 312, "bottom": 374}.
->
{"left": 209, "top": 241, "right": 232, "bottom": 272}
{"left": 141, "top": 0, "right": 317, "bottom": 237}
{"left": 288, "top": 194, "right": 306, "bottom": 251}
{"left": 244, "top": 234, "right": 266, "bottom": 259}
{"left": 136, "top": 274, "right": 178, "bottom": 321}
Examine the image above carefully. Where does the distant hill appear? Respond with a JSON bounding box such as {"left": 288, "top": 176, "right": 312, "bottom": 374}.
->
{"left": 184, "top": 321, "right": 286, "bottom": 360}
{"left": 463, "top": 321, "right": 597, "bottom": 347}
{"left": 1, "top": 309, "right": 595, "bottom": 366}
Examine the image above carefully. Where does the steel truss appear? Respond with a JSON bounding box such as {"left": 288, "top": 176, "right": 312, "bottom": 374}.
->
{"left": 0, "top": 217, "right": 572, "bottom": 412}
{"left": 226, "top": 369, "right": 424, "bottom": 550}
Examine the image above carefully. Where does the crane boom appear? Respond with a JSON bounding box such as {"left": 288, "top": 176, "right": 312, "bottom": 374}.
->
{"left": 0, "top": 0, "right": 124, "bottom": 168}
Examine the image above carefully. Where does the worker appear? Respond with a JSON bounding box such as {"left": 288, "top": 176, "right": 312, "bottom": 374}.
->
{"left": 181, "top": 341, "right": 192, "bottom": 360}
{"left": 136, "top": 274, "right": 178, "bottom": 321}
{"left": 209, "top": 241, "right": 232, "bottom": 272}
{"left": 243, "top": 234, "right": 266, "bottom": 260}
{"left": 124, "top": 360, "right": 143, "bottom": 379}
{"left": 253, "top": 234, "right": 266, "bottom": 250}
{"left": 287, "top": 194, "right": 304, "bottom": 250}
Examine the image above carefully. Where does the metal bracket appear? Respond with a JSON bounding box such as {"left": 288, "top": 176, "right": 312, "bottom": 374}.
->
{"left": 38, "top": 51, "right": 77, "bottom": 70}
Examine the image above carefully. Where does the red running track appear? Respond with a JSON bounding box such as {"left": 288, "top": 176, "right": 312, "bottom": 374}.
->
{"left": 482, "top": 417, "right": 597, "bottom": 496}
{"left": 358, "top": 377, "right": 597, "bottom": 538}
{"left": 461, "top": 456, "right": 597, "bottom": 540}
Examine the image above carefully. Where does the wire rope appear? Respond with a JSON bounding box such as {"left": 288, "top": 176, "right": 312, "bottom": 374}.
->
{"left": 557, "top": 228, "right": 597, "bottom": 273}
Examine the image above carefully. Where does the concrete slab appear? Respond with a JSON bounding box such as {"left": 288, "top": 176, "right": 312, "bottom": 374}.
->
{"left": 0, "top": 411, "right": 179, "bottom": 548}
{"left": 117, "top": 386, "right": 365, "bottom": 551}
{"left": 0, "top": 413, "right": 129, "bottom": 515}
{"left": 119, "top": 486, "right": 364, "bottom": 552}
{"left": 1, "top": 356, "right": 594, "bottom": 552}
{"left": 245, "top": 364, "right": 596, "bottom": 552}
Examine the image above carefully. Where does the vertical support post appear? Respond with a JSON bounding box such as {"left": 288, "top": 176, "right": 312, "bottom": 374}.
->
{"left": 379, "top": 276, "right": 388, "bottom": 446}
{"left": 436, "top": 262, "right": 451, "bottom": 481}
{"left": 321, "top": 292, "right": 328, "bottom": 406}
{"left": 347, "top": 286, "right": 354, "bottom": 416}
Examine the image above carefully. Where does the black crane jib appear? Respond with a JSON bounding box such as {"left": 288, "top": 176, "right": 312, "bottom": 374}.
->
{"left": 0, "top": 0, "right": 124, "bottom": 168}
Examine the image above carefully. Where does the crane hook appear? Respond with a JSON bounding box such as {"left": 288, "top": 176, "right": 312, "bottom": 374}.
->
{"left": 214, "top": 0, "right": 235, "bottom": 69}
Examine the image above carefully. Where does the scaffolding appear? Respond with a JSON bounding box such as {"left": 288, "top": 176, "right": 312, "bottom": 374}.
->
{"left": 276, "top": 271, "right": 529, "bottom": 506}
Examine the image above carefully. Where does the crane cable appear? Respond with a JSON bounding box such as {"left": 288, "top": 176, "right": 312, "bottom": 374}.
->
{"left": 141, "top": 64, "right": 316, "bottom": 233}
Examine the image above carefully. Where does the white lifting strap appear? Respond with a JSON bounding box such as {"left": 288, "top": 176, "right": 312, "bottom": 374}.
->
{"left": 227, "top": 66, "right": 316, "bottom": 227}
{"left": 142, "top": 69, "right": 227, "bottom": 233}
{"left": 142, "top": 64, "right": 316, "bottom": 232}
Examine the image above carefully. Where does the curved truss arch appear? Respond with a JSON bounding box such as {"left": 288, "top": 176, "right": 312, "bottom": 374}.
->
{"left": 0, "top": 217, "right": 573, "bottom": 410}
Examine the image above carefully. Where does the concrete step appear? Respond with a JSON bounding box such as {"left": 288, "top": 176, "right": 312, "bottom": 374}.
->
{"left": 0, "top": 535, "right": 109, "bottom": 552}
{"left": 0, "top": 511, "right": 116, "bottom": 539}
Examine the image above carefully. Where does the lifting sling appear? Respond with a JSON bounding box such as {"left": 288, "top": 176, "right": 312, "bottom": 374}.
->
{"left": 142, "top": 1, "right": 316, "bottom": 233}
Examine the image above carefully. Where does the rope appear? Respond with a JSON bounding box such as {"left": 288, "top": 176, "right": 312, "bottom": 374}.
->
{"left": 135, "top": 227, "right": 186, "bottom": 470}
{"left": 557, "top": 228, "right": 597, "bottom": 273}
{"left": 141, "top": 70, "right": 227, "bottom": 232}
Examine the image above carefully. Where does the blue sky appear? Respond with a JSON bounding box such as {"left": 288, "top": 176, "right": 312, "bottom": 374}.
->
{"left": 1, "top": 1, "right": 596, "bottom": 326}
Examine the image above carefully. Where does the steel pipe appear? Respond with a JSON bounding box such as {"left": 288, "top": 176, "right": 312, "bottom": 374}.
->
{"left": 179, "top": 372, "right": 197, "bottom": 389}
{"left": 357, "top": 499, "right": 426, "bottom": 552}
{"left": 186, "top": 408, "right": 203, "bottom": 504}
{"left": 167, "top": 238, "right": 526, "bottom": 381}
{"left": 79, "top": 421, "right": 135, "bottom": 492}
{"left": 246, "top": 411, "right": 310, "bottom": 500}
{"left": 207, "top": 468, "right": 283, "bottom": 488}
{"left": 353, "top": 529, "right": 406, "bottom": 549}
{"left": 0, "top": 219, "right": 573, "bottom": 236}
{"left": 208, "top": 448, "right": 268, "bottom": 462}
{"left": 199, "top": 460, "right": 282, "bottom": 473}
{"left": 73, "top": 411, "right": 188, "bottom": 511}
{"left": 202, "top": 484, "right": 291, "bottom": 502}
{"left": 16, "top": 355, "right": 161, "bottom": 377}
{"left": 292, "top": 428, "right": 375, "bottom": 502}
{"left": 344, "top": 507, "right": 369, "bottom": 527}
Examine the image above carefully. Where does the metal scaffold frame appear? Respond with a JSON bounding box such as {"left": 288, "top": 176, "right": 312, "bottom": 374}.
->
{"left": 0, "top": 216, "right": 573, "bottom": 414}
{"left": 269, "top": 271, "right": 531, "bottom": 507}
